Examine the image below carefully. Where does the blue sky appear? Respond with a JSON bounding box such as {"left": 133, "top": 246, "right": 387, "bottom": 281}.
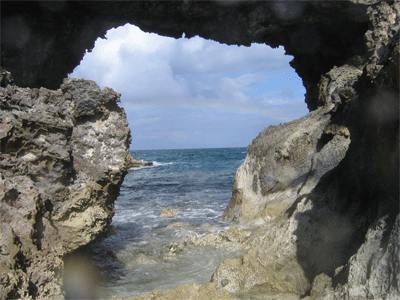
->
{"left": 69, "top": 24, "right": 308, "bottom": 150}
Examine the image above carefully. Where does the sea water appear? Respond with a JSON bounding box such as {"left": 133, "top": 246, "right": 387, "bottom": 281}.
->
{"left": 90, "top": 147, "right": 247, "bottom": 299}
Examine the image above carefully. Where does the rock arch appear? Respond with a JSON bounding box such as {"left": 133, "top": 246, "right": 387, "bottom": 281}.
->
{"left": 2, "top": 1, "right": 370, "bottom": 110}
{"left": 1, "top": 1, "right": 399, "bottom": 299}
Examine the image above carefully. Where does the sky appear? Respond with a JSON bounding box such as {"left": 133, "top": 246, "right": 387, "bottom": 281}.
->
{"left": 69, "top": 24, "right": 308, "bottom": 150}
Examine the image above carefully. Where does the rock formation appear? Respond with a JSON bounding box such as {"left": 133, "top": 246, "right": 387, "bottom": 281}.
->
{"left": 0, "top": 0, "right": 374, "bottom": 94}
{"left": 0, "top": 74, "right": 131, "bottom": 299}
{"left": 110, "top": 282, "right": 239, "bottom": 300}
{"left": 159, "top": 208, "right": 180, "bottom": 219}
{"left": 126, "top": 154, "right": 153, "bottom": 168}
{"left": 1, "top": 0, "right": 399, "bottom": 299}
{"left": 217, "top": 2, "right": 399, "bottom": 299}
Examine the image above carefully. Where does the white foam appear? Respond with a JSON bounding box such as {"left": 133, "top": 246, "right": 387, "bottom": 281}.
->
{"left": 152, "top": 161, "right": 174, "bottom": 167}
{"left": 128, "top": 161, "right": 175, "bottom": 171}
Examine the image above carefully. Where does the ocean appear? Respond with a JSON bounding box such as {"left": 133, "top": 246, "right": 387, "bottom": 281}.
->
{"left": 90, "top": 147, "right": 247, "bottom": 299}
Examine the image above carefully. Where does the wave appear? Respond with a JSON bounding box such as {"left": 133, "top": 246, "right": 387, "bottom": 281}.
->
{"left": 128, "top": 161, "right": 175, "bottom": 170}
{"left": 152, "top": 161, "right": 174, "bottom": 167}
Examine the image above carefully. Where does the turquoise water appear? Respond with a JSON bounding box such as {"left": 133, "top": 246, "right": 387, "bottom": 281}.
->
{"left": 90, "top": 147, "right": 247, "bottom": 298}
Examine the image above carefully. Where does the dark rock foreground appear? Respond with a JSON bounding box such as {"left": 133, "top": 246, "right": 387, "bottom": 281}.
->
{"left": 1, "top": 0, "right": 399, "bottom": 299}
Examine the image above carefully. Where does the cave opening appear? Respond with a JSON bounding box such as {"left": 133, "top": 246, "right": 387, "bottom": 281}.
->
{"left": 1, "top": 1, "right": 398, "bottom": 299}
{"left": 68, "top": 23, "right": 309, "bottom": 150}
{"left": 63, "top": 23, "right": 310, "bottom": 298}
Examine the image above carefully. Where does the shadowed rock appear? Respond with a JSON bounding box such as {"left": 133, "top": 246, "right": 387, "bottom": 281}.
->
{"left": 216, "top": 1, "right": 399, "bottom": 299}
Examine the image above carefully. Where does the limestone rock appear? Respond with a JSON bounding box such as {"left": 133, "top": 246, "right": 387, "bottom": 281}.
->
{"left": 189, "top": 233, "right": 224, "bottom": 246}
{"left": 322, "top": 214, "right": 400, "bottom": 300}
{"left": 221, "top": 105, "right": 351, "bottom": 225}
{"left": 181, "top": 226, "right": 251, "bottom": 251}
{"left": 0, "top": 0, "right": 398, "bottom": 299}
{"left": 163, "top": 241, "right": 187, "bottom": 261}
{"left": 212, "top": 213, "right": 311, "bottom": 295}
{"left": 310, "top": 273, "right": 333, "bottom": 298}
{"left": 167, "top": 241, "right": 186, "bottom": 254}
{"left": 126, "top": 153, "right": 153, "bottom": 168}
{"left": 160, "top": 208, "right": 179, "bottom": 218}
{"left": 111, "top": 282, "right": 238, "bottom": 300}
{"left": 0, "top": 78, "right": 131, "bottom": 299}
{"left": 220, "top": 226, "right": 251, "bottom": 243}
{"left": 215, "top": 1, "right": 399, "bottom": 298}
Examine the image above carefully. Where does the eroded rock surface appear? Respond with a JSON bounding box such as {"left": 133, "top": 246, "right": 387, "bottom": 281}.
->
{"left": 0, "top": 77, "right": 131, "bottom": 299}
{"left": 0, "top": 0, "right": 399, "bottom": 299}
{"left": 221, "top": 105, "right": 350, "bottom": 225}
{"left": 111, "top": 282, "right": 238, "bottom": 300}
{"left": 217, "top": 1, "right": 399, "bottom": 299}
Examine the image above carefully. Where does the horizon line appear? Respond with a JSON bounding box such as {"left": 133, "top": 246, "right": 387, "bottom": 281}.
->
{"left": 130, "top": 146, "right": 248, "bottom": 151}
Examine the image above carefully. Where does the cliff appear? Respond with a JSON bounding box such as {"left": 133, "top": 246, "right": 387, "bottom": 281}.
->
{"left": 0, "top": 74, "right": 131, "bottom": 299}
{"left": 1, "top": 0, "right": 399, "bottom": 299}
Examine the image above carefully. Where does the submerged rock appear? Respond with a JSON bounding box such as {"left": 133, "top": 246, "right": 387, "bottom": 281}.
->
{"left": 160, "top": 208, "right": 179, "bottom": 218}
{"left": 0, "top": 78, "right": 131, "bottom": 299}
{"left": 162, "top": 241, "right": 187, "bottom": 261}
{"left": 111, "top": 282, "right": 238, "bottom": 300}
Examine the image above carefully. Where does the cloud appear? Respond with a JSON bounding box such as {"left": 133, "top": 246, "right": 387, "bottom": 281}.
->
{"left": 70, "top": 24, "right": 301, "bottom": 107}
{"left": 69, "top": 23, "right": 309, "bottom": 149}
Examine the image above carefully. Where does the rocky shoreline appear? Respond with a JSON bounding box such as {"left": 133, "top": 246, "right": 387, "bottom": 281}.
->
{"left": 1, "top": 0, "right": 399, "bottom": 299}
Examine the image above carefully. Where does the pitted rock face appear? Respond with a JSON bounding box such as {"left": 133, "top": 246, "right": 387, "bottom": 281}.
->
{"left": 0, "top": 1, "right": 399, "bottom": 299}
{"left": 217, "top": 1, "right": 399, "bottom": 299}
{"left": 0, "top": 78, "right": 131, "bottom": 299}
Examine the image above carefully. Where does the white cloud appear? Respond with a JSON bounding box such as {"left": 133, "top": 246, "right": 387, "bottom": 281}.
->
{"left": 70, "top": 23, "right": 299, "bottom": 106}
{"left": 69, "top": 23, "right": 309, "bottom": 149}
